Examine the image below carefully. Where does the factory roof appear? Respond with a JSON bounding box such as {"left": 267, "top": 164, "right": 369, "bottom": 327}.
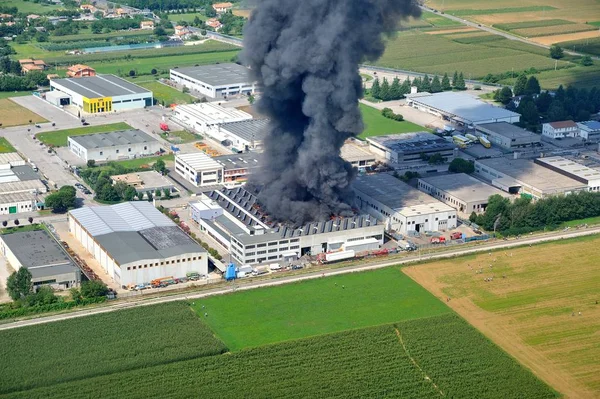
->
{"left": 70, "top": 202, "right": 205, "bottom": 264}
{"left": 0, "top": 169, "right": 20, "bottom": 184}
{"left": 0, "top": 179, "right": 46, "bottom": 194}
{"left": 51, "top": 74, "right": 151, "bottom": 99}
{"left": 111, "top": 171, "right": 175, "bottom": 192}
{"left": 534, "top": 156, "right": 600, "bottom": 184}
{"left": 173, "top": 103, "right": 252, "bottom": 126}
{"left": 367, "top": 132, "right": 455, "bottom": 154}
{"left": 11, "top": 165, "right": 40, "bottom": 181}
{"left": 0, "top": 152, "right": 24, "bottom": 166}
{"left": 219, "top": 119, "right": 269, "bottom": 143}
{"left": 341, "top": 142, "right": 377, "bottom": 163}
{"left": 476, "top": 157, "right": 587, "bottom": 193}
{"left": 577, "top": 120, "right": 600, "bottom": 131}
{"left": 407, "top": 92, "right": 519, "bottom": 124}
{"left": 171, "top": 63, "right": 253, "bottom": 87}
{"left": 68, "top": 129, "right": 156, "bottom": 150}
{"left": 0, "top": 191, "right": 37, "bottom": 204}
{"left": 353, "top": 173, "right": 455, "bottom": 215}
{"left": 213, "top": 152, "right": 260, "bottom": 171}
{"left": 476, "top": 122, "right": 540, "bottom": 141}
{"left": 419, "top": 173, "right": 511, "bottom": 202}
{"left": 176, "top": 152, "right": 223, "bottom": 171}
{"left": 1, "top": 230, "right": 79, "bottom": 279}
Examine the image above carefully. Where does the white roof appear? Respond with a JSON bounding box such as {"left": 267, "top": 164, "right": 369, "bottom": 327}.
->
{"left": 69, "top": 202, "right": 173, "bottom": 237}
{"left": 176, "top": 152, "right": 222, "bottom": 172}
{"left": 0, "top": 169, "right": 20, "bottom": 183}
{"left": 0, "top": 153, "right": 24, "bottom": 166}
{"left": 191, "top": 198, "right": 222, "bottom": 211}
{"left": 0, "top": 179, "right": 46, "bottom": 194}
{"left": 535, "top": 156, "right": 600, "bottom": 184}
{"left": 173, "top": 103, "right": 252, "bottom": 126}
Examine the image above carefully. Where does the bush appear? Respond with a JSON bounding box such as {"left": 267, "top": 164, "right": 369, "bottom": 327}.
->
{"left": 381, "top": 107, "right": 404, "bottom": 121}
{"left": 448, "top": 158, "right": 475, "bottom": 174}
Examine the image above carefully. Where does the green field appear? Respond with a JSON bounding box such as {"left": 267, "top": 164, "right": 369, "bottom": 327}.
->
{"left": 560, "top": 36, "right": 600, "bottom": 57}
{"left": 560, "top": 215, "right": 600, "bottom": 227}
{"left": 0, "top": 91, "right": 32, "bottom": 100}
{"left": 503, "top": 64, "right": 600, "bottom": 89}
{"left": 48, "top": 30, "right": 156, "bottom": 43}
{"left": 3, "top": 0, "right": 63, "bottom": 13}
{"left": 108, "top": 154, "right": 174, "bottom": 169}
{"left": 493, "top": 19, "right": 574, "bottom": 31}
{"left": 161, "top": 130, "right": 200, "bottom": 143}
{"left": 0, "top": 137, "right": 16, "bottom": 153}
{"left": 137, "top": 81, "right": 195, "bottom": 105}
{"left": 1, "top": 314, "right": 557, "bottom": 399}
{"left": 167, "top": 12, "right": 206, "bottom": 22}
{"left": 359, "top": 103, "right": 426, "bottom": 139}
{"left": 447, "top": 6, "right": 557, "bottom": 16}
{"left": 36, "top": 122, "right": 132, "bottom": 147}
{"left": 420, "top": 10, "right": 463, "bottom": 27}
{"left": 0, "top": 302, "right": 226, "bottom": 395}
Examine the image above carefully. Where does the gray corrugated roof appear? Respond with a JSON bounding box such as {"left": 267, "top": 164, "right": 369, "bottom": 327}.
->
{"left": 11, "top": 165, "right": 40, "bottom": 182}
{"left": 171, "top": 63, "right": 253, "bottom": 87}
{"left": 69, "top": 129, "right": 157, "bottom": 150}
{"left": 51, "top": 74, "right": 151, "bottom": 99}
{"left": 218, "top": 119, "right": 269, "bottom": 143}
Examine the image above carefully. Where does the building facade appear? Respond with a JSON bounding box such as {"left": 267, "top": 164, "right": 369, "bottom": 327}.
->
{"left": 577, "top": 121, "right": 600, "bottom": 141}
{"left": 67, "top": 130, "right": 161, "bottom": 162}
{"left": 542, "top": 121, "right": 579, "bottom": 139}
{"left": 475, "top": 122, "right": 541, "bottom": 149}
{"left": 175, "top": 152, "right": 224, "bottom": 187}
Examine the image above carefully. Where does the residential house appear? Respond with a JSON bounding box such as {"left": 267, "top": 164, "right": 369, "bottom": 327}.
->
{"left": 80, "top": 4, "right": 96, "bottom": 13}
{"left": 0, "top": 14, "right": 13, "bottom": 20}
{"left": 140, "top": 20, "right": 154, "bottom": 30}
{"left": 66, "top": 64, "right": 96, "bottom": 78}
{"left": 206, "top": 18, "right": 222, "bottom": 31}
{"left": 19, "top": 59, "right": 47, "bottom": 73}
{"left": 542, "top": 120, "right": 579, "bottom": 139}
{"left": 212, "top": 2, "right": 233, "bottom": 13}
{"left": 27, "top": 14, "right": 41, "bottom": 21}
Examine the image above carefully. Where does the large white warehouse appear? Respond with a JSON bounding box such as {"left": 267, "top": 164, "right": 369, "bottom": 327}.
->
{"left": 170, "top": 63, "right": 256, "bottom": 98}
{"left": 68, "top": 202, "right": 207, "bottom": 286}
{"left": 68, "top": 129, "right": 161, "bottom": 162}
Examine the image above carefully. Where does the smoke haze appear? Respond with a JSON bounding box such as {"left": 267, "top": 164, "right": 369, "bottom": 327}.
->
{"left": 242, "top": 0, "right": 420, "bottom": 225}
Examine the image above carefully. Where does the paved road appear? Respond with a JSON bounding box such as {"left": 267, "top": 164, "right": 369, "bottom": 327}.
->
{"left": 1, "top": 226, "right": 598, "bottom": 331}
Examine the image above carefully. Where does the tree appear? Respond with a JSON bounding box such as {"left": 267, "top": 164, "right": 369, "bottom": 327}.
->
{"left": 389, "top": 77, "right": 401, "bottom": 100}
{"left": 550, "top": 45, "right": 564, "bottom": 59}
{"left": 163, "top": 188, "right": 171, "bottom": 199}
{"left": 248, "top": 94, "right": 255, "bottom": 104}
{"left": 80, "top": 280, "right": 109, "bottom": 298}
{"left": 427, "top": 153, "right": 445, "bottom": 164}
{"left": 151, "top": 68, "right": 158, "bottom": 75}
{"left": 441, "top": 73, "right": 451, "bottom": 91}
{"left": 153, "top": 26, "right": 166, "bottom": 37}
{"left": 455, "top": 72, "right": 466, "bottom": 90}
{"left": 495, "top": 86, "right": 513, "bottom": 105}
{"left": 25, "top": 286, "right": 58, "bottom": 306}
{"left": 517, "top": 97, "right": 540, "bottom": 128}
{"left": 524, "top": 76, "right": 541, "bottom": 96}
{"left": 155, "top": 189, "right": 162, "bottom": 198}
{"left": 430, "top": 75, "right": 442, "bottom": 93}
{"left": 421, "top": 74, "right": 431, "bottom": 92}
{"left": 146, "top": 191, "right": 153, "bottom": 201}
{"left": 154, "top": 158, "right": 167, "bottom": 174}
{"left": 448, "top": 158, "right": 475, "bottom": 174}
{"left": 205, "top": 7, "right": 216, "bottom": 17}
{"left": 513, "top": 74, "right": 527, "bottom": 96}
{"left": 469, "top": 211, "right": 478, "bottom": 223}
{"left": 45, "top": 185, "right": 77, "bottom": 213}
{"left": 13, "top": 219, "right": 19, "bottom": 226}
{"left": 580, "top": 55, "right": 593, "bottom": 66}
{"left": 1, "top": 220, "right": 6, "bottom": 227}
{"left": 193, "top": 15, "right": 202, "bottom": 26}
{"left": 86, "top": 159, "right": 96, "bottom": 168}
{"left": 400, "top": 78, "right": 411, "bottom": 96}
{"left": 28, "top": 217, "right": 33, "bottom": 224}
{"left": 379, "top": 78, "right": 390, "bottom": 101}
{"left": 128, "top": 69, "right": 136, "bottom": 77}
{"left": 6, "top": 267, "right": 32, "bottom": 301}
{"left": 452, "top": 71, "right": 458, "bottom": 87}
{"left": 124, "top": 186, "right": 137, "bottom": 201}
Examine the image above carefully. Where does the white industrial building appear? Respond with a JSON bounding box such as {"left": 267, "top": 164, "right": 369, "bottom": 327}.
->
{"left": 49, "top": 75, "right": 153, "bottom": 113}
{"left": 0, "top": 153, "right": 45, "bottom": 214}
{"left": 214, "top": 152, "right": 260, "bottom": 187}
{"left": 367, "top": 132, "right": 456, "bottom": 165}
{"left": 172, "top": 103, "right": 252, "bottom": 136}
{"left": 541, "top": 121, "right": 579, "bottom": 139}
{"left": 418, "top": 173, "right": 513, "bottom": 217}
{"left": 534, "top": 156, "right": 600, "bottom": 192}
{"left": 210, "top": 119, "right": 269, "bottom": 151}
{"left": 170, "top": 63, "right": 256, "bottom": 98}
{"left": 406, "top": 92, "right": 520, "bottom": 126}
{"left": 68, "top": 202, "right": 207, "bottom": 286}
{"left": 341, "top": 141, "right": 378, "bottom": 170}
{"left": 577, "top": 121, "right": 600, "bottom": 141}
{"left": 475, "top": 122, "right": 541, "bottom": 149}
{"left": 67, "top": 129, "right": 161, "bottom": 162}
{"left": 353, "top": 173, "right": 457, "bottom": 234}
{"left": 0, "top": 153, "right": 26, "bottom": 168}
{"left": 191, "top": 187, "right": 384, "bottom": 265}
{"left": 175, "top": 152, "right": 224, "bottom": 187}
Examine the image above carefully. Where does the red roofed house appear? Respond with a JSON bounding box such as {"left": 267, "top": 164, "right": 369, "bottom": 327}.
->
{"left": 206, "top": 18, "right": 222, "bottom": 31}
{"left": 140, "top": 20, "right": 154, "bottom": 30}
{"left": 212, "top": 2, "right": 233, "bottom": 13}
{"left": 19, "top": 59, "right": 47, "bottom": 73}
{"left": 542, "top": 120, "right": 580, "bottom": 139}
{"left": 67, "top": 64, "right": 96, "bottom": 78}
{"left": 80, "top": 4, "right": 96, "bottom": 12}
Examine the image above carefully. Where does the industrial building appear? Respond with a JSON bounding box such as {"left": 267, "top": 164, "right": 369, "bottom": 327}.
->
{"left": 175, "top": 152, "right": 224, "bottom": 187}
{"left": 191, "top": 187, "right": 384, "bottom": 265}
{"left": 407, "top": 92, "right": 520, "bottom": 126}
{"left": 341, "top": 141, "right": 378, "bottom": 170}
{"left": 0, "top": 153, "right": 45, "bottom": 214}
{"left": 418, "top": 173, "right": 513, "bottom": 217}
{"left": 353, "top": 173, "right": 457, "bottom": 234}
{"left": 577, "top": 121, "right": 600, "bottom": 141}
{"left": 474, "top": 157, "right": 588, "bottom": 199}
{"left": 367, "top": 132, "right": 456, "bottom": 164}
{"left": 67, "top": 129, "right": 161, "bottom": 162}
{"left": 475, "top": 122, "right": 541, "bottom": 149}
{"left": 170, "top": 63, "right": 257, "bottom": 98}
{"left": 209, "top": 119, "right": 269, "bottom": 151}
{"left": 534, "top": 156, "right": 600, "bottom": 191}
{"left": 0, "top": 153, "right": 26, "bottom": 168}
{"left": 0, "top": 230, "right": 81, "bottom": 290}
{"left": 48, "top": 75, "right": 153, "bottom": 113}
{"left": 111, "top": 171, "right": 176, "bottom": 196}
{"left": 214, "top": 152, "right": 260, "bottom": 187}
{"left": 68, "top": 202, "right": 207, "bottom": 286}
{"left": 172, "top": 103, "right": 252, "bottom": 136}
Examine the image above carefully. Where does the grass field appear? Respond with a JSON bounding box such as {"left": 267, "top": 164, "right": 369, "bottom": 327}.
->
{"left": 2, "top": 314, "right": 557, "bottom": 399}
{"left": 48, "top": 30, "right": 156, "bottom": 43}
{"left": 36, "top": 122, "right": 131, "bottom": 147}
{"left": 0, "top": 99, "right": 47, "bottom": 128}
{"left": 0, "top": 137, "right": 16, "bottom": 153}
{"left": 447, "top": 6, "right": 557, "bottom": 16}
{"left": 560, "top": 215, "right": 600, "bottom": 227}
{"left": 3, "top": 0, "right": 62, "bottom": 13}
{"left": 194, "top": 267, "right": 451, "bottom": 351}
{"left": 161, "top": 130, "right": 199, "bottom": 143}
{"left": 502, "top": 63, "right": 600, "bottom": 89}
{"left": 359, "top": 103, "right": 426, "bottom": 139}
{"left": 560, "top": 36, "right": 600, "bottom": 56}
{"left": 108, "top": 154, "right": 174, "bottom": 170}
{"left": 493, "top": 19, "right": 574, "bottom": 31}
{"left": 137, "top": 81, "right": 195, "bottom": 105}
{"left": 0, "top": 302, "right": 226, "bottom": 395}
{"left": 0, "top": 91, "right": 32, "bottom": 100}
{"left": 404, "top": 235, "right": 600, "bottom": 397}
{"left": 167, "top": 12, "right": 206, "bottom": 22}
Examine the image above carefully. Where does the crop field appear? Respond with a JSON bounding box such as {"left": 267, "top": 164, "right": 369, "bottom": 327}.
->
{"left": 48, "top": 30, "right": 156, "bottom": 43}
{"left": 493, "top": 19, "right": 574, "bottom": 31}
{"left": 0, "top": 302, "right": 227, "bottom": 395}
{"left": 512, "top": 23, "right": 596, "bottom": 38}
{"left": 137, "top": 81, "right": 195, "bottom": 105}
{"left": 0, "top": 99, "right": 47, "bottom": 128}
{"left": 404, "top": 235, "right": 600, "bottom": 398}
{"left": 36, "top": 122, "right": 131, "bottom": 147}
{"left": 2, "top": 314, "right": 558, "bottom": 399}
{"left": 420, "top": 10, "right": 463, "bottom": 27}
{"left": 193, "top": 267, "right": 450, "bottom": 351}
{"left": 507, "top": 64, "right": 600, "bottom": 89}
{"left": 0, "top": 137, "right": 16, "bottom": 153}
{"left": 560, "top": 36, "right": 600, "bottom": 56}
{"left": 359, "top": 103, "right": 426, "bottom": 139}
{"left": 371, "top": 31, "right": 569, "bottom": 79}
{"left": 447, "top": 6, "right": 556, "bottom": 16}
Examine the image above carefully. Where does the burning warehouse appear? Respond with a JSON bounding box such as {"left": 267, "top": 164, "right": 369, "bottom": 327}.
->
{"left": 190, "top": 187, "right": 384, "bottom": 265}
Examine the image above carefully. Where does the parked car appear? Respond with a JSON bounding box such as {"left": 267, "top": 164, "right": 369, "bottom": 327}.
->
{"left": 83, "top": 189, "right": 92, "bottom": 195}
{"left": 82, "top": 122, "right": 90, "bottom": 126}
{"left": 292, "top": 264, "right": 304, "bottom": 270}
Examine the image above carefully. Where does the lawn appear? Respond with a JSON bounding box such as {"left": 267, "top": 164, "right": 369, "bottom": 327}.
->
{"left": 0, "top": 91, "right": 35, "bottom": 100}
{"left": 0, "top": 99, "right": 47, "bottom": 128}
{"left": 167, "top": 12, "right": 206, "bottom": 22}
{"left": 36, "top": 122, "right": 131, "bottom": 147}
{"left": 3, "top": 0, "right": 62, "bottom": 14}
{"left": 404, "top": 235, "right": 600, "bottom": 396}
{"left": 560, "top": 215, "right": 600, "bottom": 227}
{"left": 0, "top": 302, "right": 226, "bottom": 395}
{"left": 193, "top": 267, "right": 450, "bottom": 351}
{"left": 359, "top": 103, "right": 426, "bottom": 139}
{"left": 137, "top": 81, "right": 195, "bottom": 105}
{"left": 109, "top": 154, "right": 174, "bottom": 169}
{"left": 161, "top": 130, "right": 200, "bottom": 143}
{"left": 0, "top": 137, "right": 16, "bottom": 153}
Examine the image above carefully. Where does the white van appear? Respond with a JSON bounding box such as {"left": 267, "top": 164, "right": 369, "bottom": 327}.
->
{"left": 269, "top": 263, "right": 282, "bottom": 271}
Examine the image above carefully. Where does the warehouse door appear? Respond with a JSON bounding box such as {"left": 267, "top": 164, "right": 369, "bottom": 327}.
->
{"left": 8, "top": 206, "right": 17, "bottom": 214}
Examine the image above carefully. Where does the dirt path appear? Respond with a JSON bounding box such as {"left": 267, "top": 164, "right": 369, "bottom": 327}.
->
{"left": 403, "top": 265, "right": 596, "bottom": 399}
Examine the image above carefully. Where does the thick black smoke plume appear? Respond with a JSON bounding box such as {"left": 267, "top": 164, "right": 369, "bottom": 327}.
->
{"left": 242, "top": 0, "right": 420, "bottom": 225}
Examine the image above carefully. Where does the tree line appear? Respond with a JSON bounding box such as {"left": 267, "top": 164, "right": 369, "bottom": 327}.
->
{"left": 470, "top": 191, "right": 600, "bottom": 235}
{"left": 369, "top": 71, "right": 466, "bottom": 101}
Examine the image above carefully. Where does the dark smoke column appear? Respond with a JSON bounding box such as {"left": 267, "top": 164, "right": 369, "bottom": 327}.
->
{"left": 242, "top": 0, "right": 420, "bottom": 225}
